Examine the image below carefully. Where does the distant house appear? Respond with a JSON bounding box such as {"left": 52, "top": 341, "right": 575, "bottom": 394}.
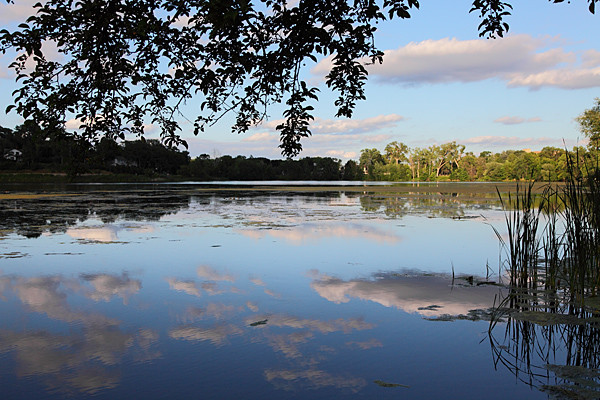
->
{"left": 3, "top": 149, "right": 23, "bottom": 161}
{"left": 110, "top": 157, "right": 138, "bottom": 167}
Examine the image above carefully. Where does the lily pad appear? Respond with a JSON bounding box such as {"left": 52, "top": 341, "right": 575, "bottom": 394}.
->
{"left": 373, "top": 380, "right": 409, "bottom": 388}
{"left": 511, "top": 311, "right": 600, "bottom": 326}
{"left": 541, "top": 365, "right": 600, "bottom": 400}
{"left": 249, "top": 319, "right": 268, "bottom": 327}
{"left": 584, "top": 296, "right": 600, "bottom": 311}
{"left": 0, "top": 251, "right": 28, "bottom": 259}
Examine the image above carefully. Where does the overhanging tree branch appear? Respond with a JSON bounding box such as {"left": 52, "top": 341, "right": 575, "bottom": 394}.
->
{"left": 0, "top": 0, "right": 597, "bottom": 156}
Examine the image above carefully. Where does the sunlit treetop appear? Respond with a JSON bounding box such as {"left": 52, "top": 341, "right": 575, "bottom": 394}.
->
{"left": 0, "top": 0, "right": 597, "bottom": 157}
{"left": 577, "top": 97, "right": 600, "bottom": 149}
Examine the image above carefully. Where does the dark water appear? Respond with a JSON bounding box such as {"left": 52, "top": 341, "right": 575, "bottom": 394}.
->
{"left": 0, "top": 183, "right": 575, "bottom": 399}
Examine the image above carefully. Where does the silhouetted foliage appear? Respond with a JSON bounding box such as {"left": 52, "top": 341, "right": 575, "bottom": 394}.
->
{"left": 1, "top": 0, "right": 596, "bottom": 156}
{"left": 0, "top": 123, "right": 190, "bottom": 175}
{"left": 181, "top": 154, "right": 342, "bottom": 180}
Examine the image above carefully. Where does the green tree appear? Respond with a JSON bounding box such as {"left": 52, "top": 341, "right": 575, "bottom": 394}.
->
{"left": 458, "top": 154, "right": 481, "bottom": 180}
{"left": 484, "top": 161, "right": 507, "bottom": 181}
{"left": 2, "top": 1, "right": 596, "bottom": 156}
{"left": 342, "top": 160, "right": 361, "bottom": 180}
{"left": 576, "top": 98, "right": 600, "bottom": 150}
{"left": 509, "top": 151, "right": 540, "bottom": 180}
{"left": 359, "top": 148, "right": 385, "bottom": 179}
{"left": 447, "top": 142, "right": 466, "bottom": 174}
{"left": 479, "top": 151, "right": 492, "bottom": 161}
{"left": 121, "top": 139, "right": 189, "bottom": 174}
{"left": 408, "top": 147, "right": 432, "bottom": 181}
{"left": 429, "top": 142, "right": 465, "bottom": 178}
{"left": 539, "top": 146, "right": 563, "bottom": 162}
{"left": 94, "top": 138, "right": 121, "bottom": 166}
{"left": 384, "top": 141, "right": 408, "bottom": 165}
{"left": 538, "top": 147, "right": 562, "bottom": 181}
{"left": 382, "top": 163, "right": 411, "bottom": 181}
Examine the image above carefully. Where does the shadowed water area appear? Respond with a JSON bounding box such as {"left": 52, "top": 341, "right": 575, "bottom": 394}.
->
{"left": 0, "top": 182, "right": 595, "bottom": 399}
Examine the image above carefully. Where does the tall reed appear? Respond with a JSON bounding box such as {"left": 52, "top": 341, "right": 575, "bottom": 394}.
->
{"left": 489, "top": 150, "right": 600, "bottom": 398}
{"left": 543, "top": 150, "right": 600, "bottom": 302}
{"left": 497, "top": 149, "right": 600, "bottom": 305}
{"left": 494, "top": 182, "right": 542, "bottom": 290}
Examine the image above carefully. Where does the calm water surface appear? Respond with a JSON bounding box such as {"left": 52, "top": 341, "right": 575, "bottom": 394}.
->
{"left": 0, "top": 183, "right": 566, "bottom": 399}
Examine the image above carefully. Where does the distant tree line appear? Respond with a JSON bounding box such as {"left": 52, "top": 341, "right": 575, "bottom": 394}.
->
{"left": 2, "top": 98, "right": 600, "bottom": 182}
{"left": 0, "top": 121, "right": 189, "bottom": 175}
{"left": 354, "top": 141, "right": 595, "bottom": 182}
{"left": 0, "top": 121, "right": 343, "bottom": 180}
{"left": 180, "top": 155, "right": 342, "bottom": 181}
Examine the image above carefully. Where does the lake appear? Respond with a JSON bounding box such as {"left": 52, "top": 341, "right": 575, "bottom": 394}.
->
{"left": 0, "top": 182, "right": 589, "bottom": 399}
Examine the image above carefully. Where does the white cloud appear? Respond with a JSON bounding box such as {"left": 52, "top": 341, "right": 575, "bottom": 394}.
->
{"left": 242, "top": 132, "right": 276, "bottom": 142}
{"left": 259, "top": 114, "right": 404, "bottom": 135}
{"left": 65, "top": 118, "right": 84, "bottom": 130}
{"left": 506, "top": 67, "right": 600, "bottom": 89}
{"left": 185, "top": 136, "right": 284, "bottom": 160}
{"left": 325, "top": 150, "right": 357, "bottom": 159}
{"left": 65, "top": 114, "right": 105, "bottom": 131}
{"left": 142, "top": 123, "right": 158, "bottom": 136}
{"left": 313, "top": 34, "right": 600, "bottom": 90}
{"left": 0, "top": 0, "right": 40, "bottom": 24}
{"left": 0, "top": 39, "right": 63, "bottom": 82}
{"left": 311, "top": 114, "right": 403, "bottom": 134}
{"left": 494, "top": 116, "right": 542, "bottom": 125}
{"left": 308, "top": 133, "right": 390, "bottom": 145}
{"left": 184, "top": 129, "right": 396, "bottom": 161}
{"left": 463, "top": 135, "right": 559, "bottom": 147}
{"left": 582, "top": 50, "right": 600, "bottom": 68}
{"left": 0, "top": 59, "right": 9, "bottom": 79}
{"left": 363, "top": 134, "right": 393, "bottom": 143}
{"left": 172, "top": 15, "right": 191, "bottom": 28}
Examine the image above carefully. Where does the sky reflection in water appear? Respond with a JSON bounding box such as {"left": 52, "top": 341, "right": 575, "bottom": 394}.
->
{"left": 0, "top": 186, "right": 548, "bottom": 399}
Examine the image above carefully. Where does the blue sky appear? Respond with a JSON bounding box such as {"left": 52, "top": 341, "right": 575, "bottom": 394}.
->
{"left": 1, "top": 0, "right": 599, "bottom": 160}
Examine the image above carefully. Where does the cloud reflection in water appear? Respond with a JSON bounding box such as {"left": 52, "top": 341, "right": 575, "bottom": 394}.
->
{"left": 310, "top": 271, "right": 504, "bottom": 319}
{"left": 169, "top": 324, "right": 243, "bottom": 346}
{"left": 264, "top": 368, "right": 367, "bottom": 392}
{"left": 0, "top": 272, "right": 159, "bottom": 395}
{"left": 239, "top": 222, "right": 400, "bottom": 244}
